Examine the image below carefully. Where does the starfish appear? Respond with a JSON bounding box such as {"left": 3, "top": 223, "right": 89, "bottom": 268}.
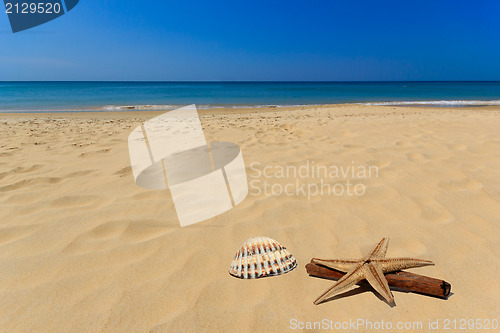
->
{"left": 313, "top": 237, "right": 434, "bottom": 305}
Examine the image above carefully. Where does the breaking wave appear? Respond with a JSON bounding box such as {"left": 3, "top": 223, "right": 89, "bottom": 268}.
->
{"left": 362, "top": 100, "right": 500, "bottom": 107}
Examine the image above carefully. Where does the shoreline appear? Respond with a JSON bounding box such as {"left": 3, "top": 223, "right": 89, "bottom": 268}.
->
{"left": 1, "top": 98, "right": 500, "bottom": 114}
{"left": 1, "top": 103, "right": 500, "bottom": 119}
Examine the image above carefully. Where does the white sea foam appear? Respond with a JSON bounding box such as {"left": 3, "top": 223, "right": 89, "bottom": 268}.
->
{"left": 102, "top": 104, "right": 178, "bottom": 111}
{"left": 3, "top": 101, "right": 498, "bottom": 113}
{"left": 99, "top": 104, "right": 313, "bottom": 111}
{"left": 362, "top": 100, "right": 500, "bottom": 106}
{"left": 103, "top": 101, "right": 500, "bottom": 111}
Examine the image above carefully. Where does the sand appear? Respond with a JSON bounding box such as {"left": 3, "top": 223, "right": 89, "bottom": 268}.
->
{"left": 0, "top": 104, "right": 499, "bottom": 332}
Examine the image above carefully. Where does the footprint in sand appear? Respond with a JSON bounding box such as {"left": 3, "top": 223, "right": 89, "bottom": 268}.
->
{"left": 404, "top": 239, "right": 428, "bottom": 256}
{"left": 340, "top": 130, "right": 356, "bottom": 137}
{"left": 4, "top": 192, "right": 44, "bottom": 205}
{"left": 114, "top": 166, "right": 132, "bottom": 176}
{"left": 0, "top": 165, "right": 45, "bottom": 181}
{"left": 88, "top": 221, "right": 129, "bottom": 240}
{"left": 50, "top": 195, "right": 102, "bottom": 208}
{"left": 63, "top": 221, "right": 128, "bottom": 254}
{"left": 8, "top": 164, "right": 45, "bottom": 174}
{"left": 447, "top": 143, "right": 467, "bottom": 151}
{"left": 0, "top": 177, "right": 63, "bottom": 192}
{"left": 63, "top": 220, "right": 171, "bottom": 255}
{"left": 394, "top": 140, "right": 412, "bottom": 147}
{"left": 79, "top": 148, "right": 112, "bottom": 158}
{"left": 65, "top": 170, "right": 97, "bottom": 178}
{"left": 0, "top": 151, "right": 15, "bottom": 158}
{"left": 406, "top": 152, "right": 428, "bottom": 163}
{"left": 131, "top": 191, "right": 168, "bottom": 201}
{"left": 0, "top": 225, "right": 39, "bottom": 247}
{"left": 439, "top": 178, "right": 483, "bottom": 191}
{"left": 461, "top": 162, "right": 483, "bottom": 173}
{"left": 90, "top": 220, "right": 172, "bottom": 242}
{"left": 366, "top": 160, "right": 392, "bottom": 169}
{"left": 342, "top": 144, "right": 364, "bottom": 150}
{"left": 121, "top": 220, "right": 171, "bottom": 242}
{"left": 411, "top": 196, "right": 454, "bottom": 224}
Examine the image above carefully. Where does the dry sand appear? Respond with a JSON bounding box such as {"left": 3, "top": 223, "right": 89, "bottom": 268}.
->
{"left": 0, "top": 105, "right": 499, "bottom": 332}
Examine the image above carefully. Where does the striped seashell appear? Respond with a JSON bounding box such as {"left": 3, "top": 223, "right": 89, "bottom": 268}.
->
{"left": 229, "top": 236, "right": 298, "bottom": 279}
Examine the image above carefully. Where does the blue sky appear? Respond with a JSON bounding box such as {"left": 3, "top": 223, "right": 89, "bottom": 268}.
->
{"left": 1, "top": 0, "right": 499, "bottom": 81}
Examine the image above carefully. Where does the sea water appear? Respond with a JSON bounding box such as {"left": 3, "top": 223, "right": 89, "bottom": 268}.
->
{"left": 0, "top": 81, "right": 499, "bottom": 112}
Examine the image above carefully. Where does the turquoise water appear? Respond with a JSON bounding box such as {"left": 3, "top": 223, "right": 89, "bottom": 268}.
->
{"left": 0, "top": 81, "right": 499, "bottom": 112}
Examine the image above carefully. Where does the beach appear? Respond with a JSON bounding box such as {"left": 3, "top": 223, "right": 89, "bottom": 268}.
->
{"left": 0, "top": 104, "right": 499, "bottom": 332}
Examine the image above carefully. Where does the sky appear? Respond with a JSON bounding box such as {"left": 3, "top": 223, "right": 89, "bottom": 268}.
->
{"left": 0, "top": 0, "right": 499, "bottom": 81}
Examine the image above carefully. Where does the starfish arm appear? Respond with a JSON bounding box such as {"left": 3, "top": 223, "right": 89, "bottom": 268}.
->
{"left": 362, "top": 262, "right": 394, "bottom": 304}
{"left": 313, "top": 264, "right": 364, "bottom": 305}
{"left": 311, "top": 258, "right": 362, "bottom": 273}
{"left": 376, "top": 258, "right": 435, "bottom": 273}
{"left": 369, "top": 237, "right": 390, "bottom": 258}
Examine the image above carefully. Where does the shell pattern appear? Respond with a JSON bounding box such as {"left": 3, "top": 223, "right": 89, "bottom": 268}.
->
{"left": 229, "top": 236, "right": 298, "bottom": 279}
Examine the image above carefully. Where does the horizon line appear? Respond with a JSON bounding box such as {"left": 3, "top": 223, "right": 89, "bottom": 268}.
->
{"left": 1, "top": 80, "right": 500, "bottom": 83}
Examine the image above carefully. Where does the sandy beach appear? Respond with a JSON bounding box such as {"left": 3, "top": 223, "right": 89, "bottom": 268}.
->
{"left": 0, "top": 104, "right": 499, "bottom": 332}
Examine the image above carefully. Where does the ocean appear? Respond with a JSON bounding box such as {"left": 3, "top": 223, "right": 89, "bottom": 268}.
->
{"left": 0, "top": 81, "right": 499, "bottom": 112}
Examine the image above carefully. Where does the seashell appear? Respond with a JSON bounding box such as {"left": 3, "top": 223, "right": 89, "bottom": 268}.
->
{"left": 229, "top": 236, "right": 298, "bottom": 279}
